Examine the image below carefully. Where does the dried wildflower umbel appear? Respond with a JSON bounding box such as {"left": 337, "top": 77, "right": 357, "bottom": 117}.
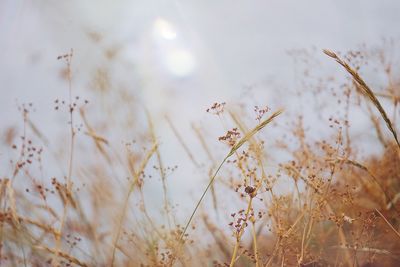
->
{"left": 253, "top": 105, "right": 270, "bottom": 122}
{"left": 219, "top": 128, "right": 241, "bottom": 147}
{"left": 207, "top": 102, "right": 226, "bottom": 115}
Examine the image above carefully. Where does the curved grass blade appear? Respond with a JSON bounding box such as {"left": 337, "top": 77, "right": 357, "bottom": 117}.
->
{"left": 323, "top": 49, "right": 400, "bottom": 150}
{"left": 179, "top": 109, "right": 283, "bottom": 243}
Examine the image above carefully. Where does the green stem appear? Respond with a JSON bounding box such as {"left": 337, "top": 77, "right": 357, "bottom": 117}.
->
{"left": 179, "top": 156, "right": 228, "bottom": 242}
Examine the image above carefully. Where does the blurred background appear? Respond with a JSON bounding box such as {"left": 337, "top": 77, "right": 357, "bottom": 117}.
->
{"left": 1, "top": 0, "right": 400, "bottom": 217}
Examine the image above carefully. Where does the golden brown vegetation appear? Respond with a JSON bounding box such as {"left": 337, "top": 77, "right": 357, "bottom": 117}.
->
{"left": 0, "top": 45, "right": 399, "bottom": 267}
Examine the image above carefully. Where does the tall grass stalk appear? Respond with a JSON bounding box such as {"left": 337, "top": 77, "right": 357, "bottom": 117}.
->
{"left": 179, "top": 110, "right": 283, "bottom": 243}
{"left": 323, "top": 49, "right": 400, "bottom": 150}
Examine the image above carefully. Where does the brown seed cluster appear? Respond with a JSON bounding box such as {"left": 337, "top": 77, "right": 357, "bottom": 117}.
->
{"left": 253, "top": 105, "right": 270, "bottom": 122}
{"left": 206, "top": 102, "right": 226, "bottom": 115}
{"left": 218, "top": 128, "right": 241, "bottom": 147}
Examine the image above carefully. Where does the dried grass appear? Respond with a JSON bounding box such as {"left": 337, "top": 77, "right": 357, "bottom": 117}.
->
{"left": 0, "top": 45, "right": 399, "bottom": 267}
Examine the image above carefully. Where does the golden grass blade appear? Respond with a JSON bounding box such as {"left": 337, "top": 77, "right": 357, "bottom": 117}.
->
{"left": 323, "top": 49, "right": 400, "bottom": 150}
{"left": 111, "top": 143, "right": 158, "bottom": 266}
{"left": 179, "top": 109, "right": 283, "bottom": 243}
{"left": 84, "top": 131, "right": 108, "bottom": 145}
{"left": 18, "top": 215, "right": 61, "bottom": 238}
{"left": 0, "top": 179, "right": 7, "bottom": 205}
{"left": 146, "top": 110, "right": 172, "bottom": 229}
{"left": 227, "top": 109, "right": 283, "bottom": 158}
{"left": 6, "top": 179, "right": 19, "bottom": 224}
{"left": 366, "top": 104, "right": 388, "bottom": 147}
{"left": 192, "top": 123, "right": 216, "bottom": 163}
{"left": 35, "top": 245, "right": 88, "bottom": 267}
{"left": 80, "top": 108, "right": 112, "bottom": 164}
{"left": 166, "top": 115, "right": 201, "bottom": 168}
{"left": 132, "top": 143, "right": 158, "bottom": 192}
{"left": 387, "top": 193, "right": 400, "bottom": 210}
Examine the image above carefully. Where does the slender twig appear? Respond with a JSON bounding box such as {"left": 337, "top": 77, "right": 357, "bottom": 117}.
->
{"left": 375, "top": 208, "right": 400, "bottom": 239}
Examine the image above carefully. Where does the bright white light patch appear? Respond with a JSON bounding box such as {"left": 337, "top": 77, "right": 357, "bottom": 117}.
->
{"left": 153, "top": 18, "right": 177, "bottom": 40}
{"left": 164, "top": 49, "right": 195, "bottom": 77}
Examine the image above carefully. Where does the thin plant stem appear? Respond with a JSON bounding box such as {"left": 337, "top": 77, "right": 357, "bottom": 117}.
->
{"left": 251, "top": 221, "right": 260, "bottom": 267}
{"left": 179, "top": 156, "right": 228, "bottom": 242}
{"left": 55, "top": 49, "right": 75, "bottom": 266}
{"left": 229, "top": 197, "right": 253, "bottom": 267}
{"left": 375, "top": 208, "right": 400, "bottom": 239}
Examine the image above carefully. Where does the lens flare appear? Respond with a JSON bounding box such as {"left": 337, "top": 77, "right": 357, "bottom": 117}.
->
{"left": 164, "top": 49, "right": 195, "bottom": 77}
{"left": 153, "top": 18, "right": 177, "bottom": 40}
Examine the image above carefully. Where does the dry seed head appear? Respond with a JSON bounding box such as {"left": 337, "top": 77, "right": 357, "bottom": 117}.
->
{"left": 227, "top": 109, "right": 283, "bottom": 157}
{"left": 324, "top": 49, "right": 400, "bottom": 149}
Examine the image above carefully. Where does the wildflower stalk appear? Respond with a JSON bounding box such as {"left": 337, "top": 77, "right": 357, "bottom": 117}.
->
{"left": 229, "top": 196, "right": 253, "bottom": 267}
{"left": 179, "top": 109, "right": 283, "bottom": 243}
